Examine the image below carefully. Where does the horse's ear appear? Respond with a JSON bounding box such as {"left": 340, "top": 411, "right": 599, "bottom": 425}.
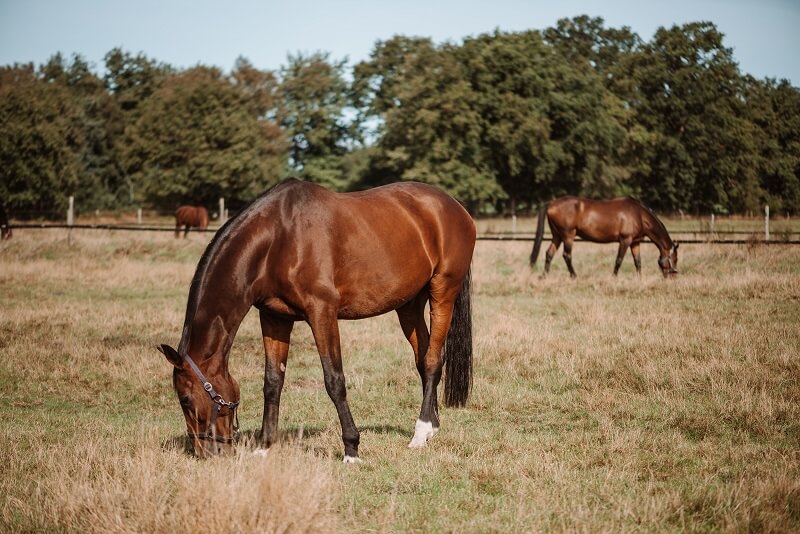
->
{"left": 157, "top": 344, "right": 183, "bottom": 367}
{"left": 675, "top": 243, "right": 679, "bottom": 251}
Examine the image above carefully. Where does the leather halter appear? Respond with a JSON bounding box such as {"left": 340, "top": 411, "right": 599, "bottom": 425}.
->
{"left": 183, "top": 354, "right": 240, "bottom": 444}
{"left": 658, "top": 252, "right": 678, "bottom": 274}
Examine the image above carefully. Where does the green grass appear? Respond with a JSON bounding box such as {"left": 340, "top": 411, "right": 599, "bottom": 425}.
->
{"left": 1, "top": 230, "right": 799, "bottom": 532}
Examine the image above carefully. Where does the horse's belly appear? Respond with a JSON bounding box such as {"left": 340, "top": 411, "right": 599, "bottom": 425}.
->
{"left": 576, "top": 228, "right": 618, "bottom": 243}
{"left": 336, "top": 269, "right": 430, "bottom": 319}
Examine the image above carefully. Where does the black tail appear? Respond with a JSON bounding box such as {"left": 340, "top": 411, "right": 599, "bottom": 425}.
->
{"left": 443, "top": 267, "right": 472, "bottom": 407}
{"left": 529, "top": 204, "right": 548, "bottom": 266}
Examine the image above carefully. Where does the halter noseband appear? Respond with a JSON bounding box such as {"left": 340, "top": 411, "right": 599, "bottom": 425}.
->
{"left": 183, "top": 354, "right": 240, "bottom": 445}
{"left": 658, "top": 249, "right": 678, "bottom": 274}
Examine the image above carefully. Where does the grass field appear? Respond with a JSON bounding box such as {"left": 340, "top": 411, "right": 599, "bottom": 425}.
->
{"left": 1, "top": 229, "right": 799, "bottom": 532}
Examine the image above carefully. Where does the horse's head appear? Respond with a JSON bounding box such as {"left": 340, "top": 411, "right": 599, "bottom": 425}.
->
{"left": 658, "top": 243, "right": 679, "bottom": 277}
{"left": 158, "top": 344, "right": 240, "bottom": 458}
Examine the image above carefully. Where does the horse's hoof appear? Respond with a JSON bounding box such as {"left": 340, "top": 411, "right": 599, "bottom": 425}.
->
{"left": 253, "top": 448, "right": 269, "bottom": 457}
{"left": 343, "top": 455, "right": 363, "bottom": 464}
{"left": 408, "top": 419, "right": 439, "bottom": 448}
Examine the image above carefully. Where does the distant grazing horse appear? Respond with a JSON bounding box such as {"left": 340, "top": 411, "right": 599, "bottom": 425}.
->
{"left": 174, "top": 205, "right": 209, "bottom": 238}
{"left": 158, "top": 178, "right": 476, "bottom": 462}
{"left": 0, "top": 204, "right": 11, "bottom": 240}
{"left": 530, "top": 196, "right": 678, "bottom": 278}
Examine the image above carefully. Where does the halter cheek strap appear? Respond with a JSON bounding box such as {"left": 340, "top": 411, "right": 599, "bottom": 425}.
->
{"left": 658, "top": 254, "right": 678, "bottom": 273}
{"left": 184, "top": 354, "right": 240, "bottom": 444}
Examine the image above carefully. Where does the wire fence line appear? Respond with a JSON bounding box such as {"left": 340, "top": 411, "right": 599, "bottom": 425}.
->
{"left": 8, "top": 223, "right": 800, "bottom": 245}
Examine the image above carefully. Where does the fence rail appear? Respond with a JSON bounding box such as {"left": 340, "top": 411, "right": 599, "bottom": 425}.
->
{"left": 8, "top": 223, "right": 800, "bottom": 245}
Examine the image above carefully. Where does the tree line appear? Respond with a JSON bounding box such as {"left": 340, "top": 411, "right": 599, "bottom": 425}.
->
{"left": 1, "top": 16, "right": 798, "bottom": 218}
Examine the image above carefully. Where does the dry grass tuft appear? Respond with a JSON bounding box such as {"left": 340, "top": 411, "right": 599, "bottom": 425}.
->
{"left": 2, "top": 426, "right": 338, "bottom": 533}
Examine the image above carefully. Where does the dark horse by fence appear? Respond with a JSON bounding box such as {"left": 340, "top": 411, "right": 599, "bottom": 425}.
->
{"left": 174, "top": 205, "right": 209, "bottom": 238}
{"left": 0, "top": 204, "right": 11, "bottom": 240}
{"left": 530, "top": 196, "right": 678, "bottom": 277}
{"left": 158, "top": 178, "right": 476, "bottom": 462}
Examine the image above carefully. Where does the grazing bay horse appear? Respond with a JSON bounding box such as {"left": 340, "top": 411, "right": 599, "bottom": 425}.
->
{"left": 158, "top": 178, "right": 476, "bottom": 462}
{"left": 174, "top": 205, "right": 209, "bottom": 238}
{"left": 530, "top": 196, "right": 678, "bottom": 278}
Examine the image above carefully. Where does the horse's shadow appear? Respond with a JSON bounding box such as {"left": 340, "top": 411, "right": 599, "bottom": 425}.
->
{"left": 161, "top": 423, "right": 410, "bottom": 455}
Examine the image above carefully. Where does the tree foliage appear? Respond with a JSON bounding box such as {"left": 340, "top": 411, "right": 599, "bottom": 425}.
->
{"left": 0, "top": 63, "right": 83, "bottom": 217}
{"left": 124, "top": 66, "right": 283, "bottom": 209}
{"left": 1, "top": 18, "right": 798, "bottom": 217}
{"left": 277, "top": 52, "right": 356, "bottom": 191}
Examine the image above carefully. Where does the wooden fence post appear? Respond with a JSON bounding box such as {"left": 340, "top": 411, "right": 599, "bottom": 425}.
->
{"left": 765, "top": 205, "right": 770, "bottom": 241}
{"left": 137, "top": 208, "right": 142, "bottom": 224}
{"left": 219, "top": 198, "right": 226, "bottom": 225}
{"left": 67, "top": 196, "right": 74, "bottom": 226}
{"left": 710, "top": 213, "right": 715, "bottom": 239}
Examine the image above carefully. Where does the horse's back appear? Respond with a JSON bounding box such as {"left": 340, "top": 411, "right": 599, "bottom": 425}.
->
{"left": 270, "top": 180, "right": 474, "bottom": 253}
{"left": 176, "top": 205, "right": 208, "bottom": 228}
{"left": 548, "top": 196, "right": 646, "bottom": 242}
{"left": 255, "top": 180, "right": 475, "bottom": 318}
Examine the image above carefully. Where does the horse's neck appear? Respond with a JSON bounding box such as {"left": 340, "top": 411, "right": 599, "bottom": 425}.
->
{"left": 643, "top": 214, "right": 672, "bottom": 253}
{"left": 186, "top": 302, "right": 250, "bottom": 368}
{"left": 180, "top": 257, "right": 256, "bottom": 367}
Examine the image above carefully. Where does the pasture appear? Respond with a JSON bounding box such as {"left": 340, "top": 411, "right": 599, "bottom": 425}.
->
{"left": 1, "top": 229, "right": 799, "bottom": 532}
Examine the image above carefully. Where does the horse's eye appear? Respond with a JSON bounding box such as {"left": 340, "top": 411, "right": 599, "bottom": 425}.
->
{"left": 179, "top": 396, "right": 191, "bottom": 407}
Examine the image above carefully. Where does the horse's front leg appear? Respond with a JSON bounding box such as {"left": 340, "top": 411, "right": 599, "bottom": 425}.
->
{"left": 631, "top": 242, "right": 642, "bottom": 276}
{"left": 256, "top": 312, "right": 293, "bottom": 455}
{"left": 307, "top": 303, "right": 361, "bottom": 463}
{"left": 563, "top": 234, "right": 577, "bottom": 278}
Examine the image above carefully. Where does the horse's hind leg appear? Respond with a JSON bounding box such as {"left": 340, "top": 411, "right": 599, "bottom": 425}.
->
{"left": 407, "top": 275, "right": 460, "bottom": 448}
{"left": 544, "top": 237, "right": 561, "bottom": 275}
{"left": 183, "top": 225, "right": 190, "bottom": 238}
{"left": 613, "top": 238, "right": 631, "bottom": 276}
{"left": 307, "top": 302, "right": 361, "bottom": 463}
{"left": 396, "top": 293, "right": 435, "bottom": 440}
{"left": 257, "top": 312, "right": 293, "bottom": 454}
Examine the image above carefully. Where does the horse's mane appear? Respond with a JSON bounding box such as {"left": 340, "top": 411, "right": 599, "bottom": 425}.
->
{"left": 177, "top": 178, "right": 298, "bottom": 357}
{"left": 626, "top": 196, "right": 673, "bottom": 247}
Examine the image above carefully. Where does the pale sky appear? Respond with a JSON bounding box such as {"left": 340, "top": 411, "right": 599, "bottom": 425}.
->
{"left": 1, "top": 0, "right": 798, "bottom": 84}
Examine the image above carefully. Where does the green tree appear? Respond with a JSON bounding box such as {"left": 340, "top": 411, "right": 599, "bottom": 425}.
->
{"left": 0, "top": 64, "right": 83, "bottom": 218}
{"left": 42, "top": 53, "right": 126, "bottom": 209}
{"left": 104, "top": 48, "right": 171, "bottom": 116}
{"left": 277, "top": 52, "right": 356, "bottom": 190}
{"left": 231, "top": 57, "right": 289, "bottom": 188}
{"left": 353, "top": 37, "right": 502, "bottom": 207}
{"left": 743, "top": 76, "right": 800, "bottom": 214}
{"left": 543, "top": 15, "right": 642, "bottom": 79}
{"left": 123, "top": 66, "right": 280, "bottom": 209}
{"left": 624, "top": 22, "right": 761, "bottom": 212}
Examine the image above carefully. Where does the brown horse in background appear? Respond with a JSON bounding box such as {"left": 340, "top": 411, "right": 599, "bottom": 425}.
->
{"left": 530, "top": 196, "right": 678, "bottom": 278}
{"left": 175, "top": 205, "right": 209, "bottom": 238}
{"left": 158, "top": 178, "right": 476, "bottom": 462}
